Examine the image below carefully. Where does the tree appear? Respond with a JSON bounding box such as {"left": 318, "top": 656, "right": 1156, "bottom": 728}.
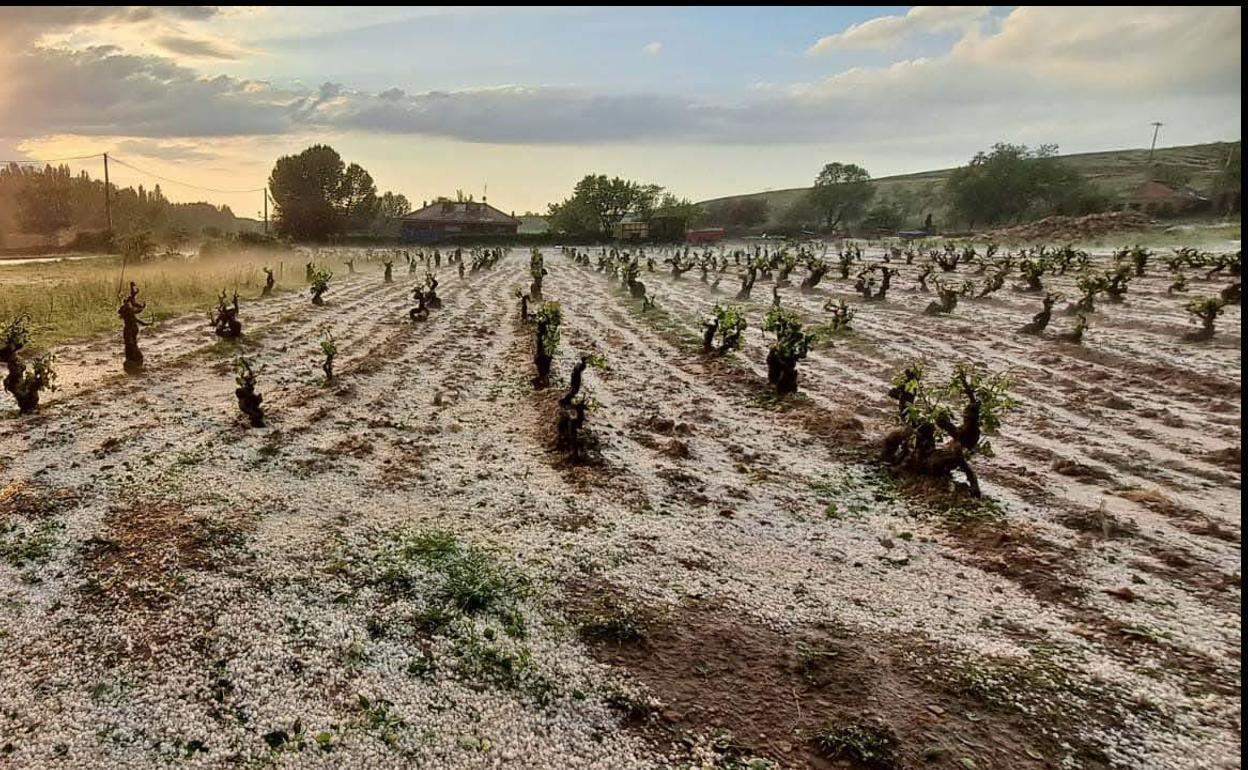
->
{"left": 547, "top": 175, "right": 647, "bottom": 237}
{"left": 16, "top": 167, "right": 73, "bottom": 241}
{"left": 377, "top": 192, "right": 411, "bottom": 221}
{"left": 371, "top": 191, "right": 410, "bottom": 236}
{"left": 546, "top": 195, "right": 599, "bottom": 237}
{"left": 652, "top": 193, "right": 704, "bottom": 227}
{"left": 780, "top": 195, "right": 819, "bottom": 230}
{"left": 860, "top": 200, "right": 906, "bottom": 232}
{"left": 945, "top": 143, "right": 1104, "bottom": 228}
{"left": 339, "top": 163, "right": 379, "bottom": 232}
{"left": 269, "top": 145, "right": 359, "bottom": 241}
{"left": 806, "top": 163, "right": 874, "bottom": 231}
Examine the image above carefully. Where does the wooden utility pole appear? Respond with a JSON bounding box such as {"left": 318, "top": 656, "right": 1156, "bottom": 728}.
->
{"left": 263, "top": 190, "right": 269, "bottom": 235}
{"left": 1148, "top": 122, "right": 1163, "bottom": 164}
{"left": 103, "top": 152, "right": 113, "bottom": 233}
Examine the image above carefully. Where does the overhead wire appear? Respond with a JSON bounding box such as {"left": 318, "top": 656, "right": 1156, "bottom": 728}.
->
{"left": 107, "top": 155, "right": 265, "bottom": 194}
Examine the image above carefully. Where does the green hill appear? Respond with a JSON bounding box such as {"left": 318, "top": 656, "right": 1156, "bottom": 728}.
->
{"left": 698, "top": 141, "right": 1240, "bottom": 228}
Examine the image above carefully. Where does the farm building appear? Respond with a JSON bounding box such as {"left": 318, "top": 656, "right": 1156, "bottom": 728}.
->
{"left": 400, "top": 200, "right": 521, "bottom": 243}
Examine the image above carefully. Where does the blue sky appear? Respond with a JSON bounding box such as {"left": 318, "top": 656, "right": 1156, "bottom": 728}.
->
{"left": 235, "top": 7, "right": 929, "bottom": 95}
{"left": 0, "top": 6, "right": 1238, "bottom": 215}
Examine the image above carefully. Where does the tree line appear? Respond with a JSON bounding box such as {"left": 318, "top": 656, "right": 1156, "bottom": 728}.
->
{"left": 0, "top": 163, "right": 247, "bottom": 249}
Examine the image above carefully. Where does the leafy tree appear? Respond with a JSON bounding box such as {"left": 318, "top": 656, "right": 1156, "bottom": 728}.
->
{"left": 269, "top": 145, "right": 381, "bottom": 241}
{"left": 860, "top": 200, "right": 906, "bottom": 232}
{"left": 165, "top": 225, "right": 191, "bottom": 253}
{"left": 806, "top": 163, "right": 874, "bottom": 231}
{"left": 545, "top": 194, "right": 599, "bottom": 236}
{"left": 15, "top": 169, "right": 73, "bottom": 240}
{"left": 547, "top": 175, "right": 683, "bottom": 237}
{"left": 945, "top": 143, "right": 1104, "bottom": 228}
{"left": 377, "top": 192, "right": 411, "bottom": 222}
{"left": 650, "top": 193, "right": 704, "bottom": 231}
{"left": 339, "top": 163, "right": 379, "bottom": 232}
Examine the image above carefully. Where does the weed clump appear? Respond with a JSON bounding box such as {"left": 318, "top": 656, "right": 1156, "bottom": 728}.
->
{"left": 810, "top": 722, "right": 898, "bottom": 769}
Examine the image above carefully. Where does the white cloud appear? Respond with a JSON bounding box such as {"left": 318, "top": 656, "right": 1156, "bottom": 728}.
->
{"left": 642, "top": 41, "right": 662, "bottom": 56}
{"left": 808, "top": 6, "right": 991, "bottom": 53}
{"left": 0, "top": 6, "right": 1238, "bottom": 155}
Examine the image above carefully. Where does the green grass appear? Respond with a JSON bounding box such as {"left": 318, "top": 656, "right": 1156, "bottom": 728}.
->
{"left": 0, "top": 519, "right": 61, "bottom": 567}
{"left": 451, "top": 628, "right": 556, "bottom": 702}
{"left": 810, "top": 722, "right": 898, "bottom": 768}
{"left": 376, "top": 529, "right": 530, "bottom": 630}
{"left": 0, "top": 251, "right": 301, "bottom": 350}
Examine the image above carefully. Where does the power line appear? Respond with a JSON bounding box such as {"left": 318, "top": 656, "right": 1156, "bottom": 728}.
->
{"left": 108, "top": 155, "right": 265, "bottom": 194}
{"left": 0, "top": 153, "right": 105, "bottom": 164}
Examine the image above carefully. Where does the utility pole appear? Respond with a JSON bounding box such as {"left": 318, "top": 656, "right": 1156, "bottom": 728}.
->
{"left": 103, "top": 152, "right": 113, "bottom": 233}
{"left": 263, "top": 190, "right": 269, "bottom": 235}
{"left": 1148, "top": 122, "right": 1163, "bottom": 164}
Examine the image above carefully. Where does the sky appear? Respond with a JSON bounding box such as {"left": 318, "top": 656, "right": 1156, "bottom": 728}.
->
{"left": 0, "top": 6, "right": 1240, "bottom": 217}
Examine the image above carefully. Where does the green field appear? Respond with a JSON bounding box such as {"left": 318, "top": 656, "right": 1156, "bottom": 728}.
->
{"left": 698, "top": 141, "right": 1241, "bottom": 228}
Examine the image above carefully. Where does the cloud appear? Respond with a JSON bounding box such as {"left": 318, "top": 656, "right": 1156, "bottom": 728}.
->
{"left": 642, "top": 41, "right": 662, "bottom": 56}
{"left": 114, "top": 138, "right": 218, "bottom": 161}
{"left": 0, "top": 6, "right": 1239, "bottom": 152}
{"left": 0, "top": 46, "right": 297, "bottom": 138}
{"left": 0, "top": 6, "right": 221, "bottom": 41}
{"left": 154, "top": 34, "right": 241, "bottom": 61}
{"left": 808, "top": 6, "right": 991, "bottom": 53}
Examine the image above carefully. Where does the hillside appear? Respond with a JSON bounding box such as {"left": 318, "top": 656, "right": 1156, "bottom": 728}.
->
{"left": 698, "top": 140, "right": 1240, "bottom": 228}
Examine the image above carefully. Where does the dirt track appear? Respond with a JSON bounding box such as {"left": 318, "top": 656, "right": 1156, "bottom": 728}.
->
{"left": 0, "top": 245, "right": 1239, "bottom": 769}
